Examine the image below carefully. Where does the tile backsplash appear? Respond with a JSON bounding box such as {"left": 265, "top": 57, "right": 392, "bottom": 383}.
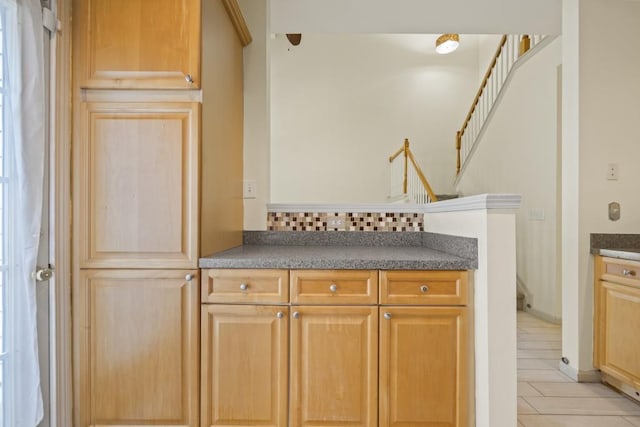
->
{"left": 267, "top": 211, "right": 424, "bottom": 232}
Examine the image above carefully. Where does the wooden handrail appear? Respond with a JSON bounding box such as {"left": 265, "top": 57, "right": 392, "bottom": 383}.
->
{"left": 406, "top": 150, "right": 438, "bottom": 202}
{"left": 456, "top": 34, "right": 540, "bottom": 176}
{"left": 459, "top": 35, "right": 507, "bottom": 137}
{"left": 388, "top": 146, "right": 405, "bottom": 162}
{"left": 388, "top": 138, "right": 438, "bottom": 202}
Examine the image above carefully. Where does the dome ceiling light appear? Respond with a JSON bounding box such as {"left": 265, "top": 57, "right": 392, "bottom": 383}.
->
{"left": 435, "top": 33, "right": 459, "bottom": 54}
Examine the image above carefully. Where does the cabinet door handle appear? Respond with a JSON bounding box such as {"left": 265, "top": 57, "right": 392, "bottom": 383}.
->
{"left": 185, "top": 274, "right": 195, "bottom": 282}
{"left": 329, "top": 283, "right": 338, "bottom": 293}
{"left": 293, "top": 311, "right": 300, "bottom": 319}
{"left": 622, "top": 269, "right": 636, "bottom": 277}
{"left": 185, "top": 73, "right": 194, "bottom": 85}
{"left": 383, "top": 312, "right": 392, "bottom": 320}
{"left": 240, "top": 283, "right": 249, "bottom": 291}
{"left": 276, "top": 311, "right": 285, "bottom": 319}
{"left": 420, "top": 285, "right": 430, "bottom": 293}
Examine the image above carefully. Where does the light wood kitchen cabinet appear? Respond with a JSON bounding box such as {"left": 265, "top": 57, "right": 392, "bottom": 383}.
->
{"left": 290, "top": 269, "right": 378, "bottom": 305}
{"left": 201, "top": 305, "right": 288, "bottom": 427}
{"left": 199, "top": 268, "right": 470, "bottom": 426}
{"left": 202, "top": 268, "right": 289, "bottom": 304}
{"left": 76, "top": 101, "right": 200, "bottom": 269}
{"left": 594, "top": 256, "right": 640, "bottom": 397}
{"left": 72, "top": 1, "right": 251, "bottom": 426}
{"left": 289, "top": 306, "right": 378, "bottom": 427}
{"left": 73, "top": 269, "right": 199, "bottom": 427}
{"left": 380, "top": 270, "right": 469, "bottom": 427}
{"left": 73, "top": 0, "right": 201, "bottom": 89}
{"left": 380, "top": 270, "right": 468, "bottom": 306}
{"left": 379, "top": 307, "right": 468, "bottom": 427}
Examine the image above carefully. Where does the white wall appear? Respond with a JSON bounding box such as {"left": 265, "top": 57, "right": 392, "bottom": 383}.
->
{"left": 239, "top": 0, "right": 271, "bottom": 230}
{"left": 270, "top": 34, "right": 479, "bottom": 203}
{"left": 424, "top": 195, "right": 520, "bottom": 427}
{"left": 456, "top": 38, "right": 562, "bottom": 319}
{"left": 562, "top": 0, "right": 640, "bottom": 378}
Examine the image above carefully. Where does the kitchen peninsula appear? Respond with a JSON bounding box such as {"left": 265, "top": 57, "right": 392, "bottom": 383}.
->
{"left": 200, "top": 230, "right": 477, "bottom": 426}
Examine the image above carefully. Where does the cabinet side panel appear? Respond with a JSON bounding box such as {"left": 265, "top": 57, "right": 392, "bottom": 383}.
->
{"left": 200, "top": 0, "right": 244, "bottom": 256}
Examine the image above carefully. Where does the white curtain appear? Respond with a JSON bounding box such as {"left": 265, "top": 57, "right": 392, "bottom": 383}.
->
{"left": 3, "top": 0, "right": 46, "bottom": 425}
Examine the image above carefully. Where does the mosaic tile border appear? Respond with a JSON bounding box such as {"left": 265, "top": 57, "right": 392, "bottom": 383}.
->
{"left": 267, "top": 211, "right": 424, "bottom": 232}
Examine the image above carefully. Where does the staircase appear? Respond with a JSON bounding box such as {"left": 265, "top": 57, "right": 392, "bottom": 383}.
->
{"left": 388, "top": 138, "right": 438, "bottom": 204}
{"left": 455, "top": 34, "right": 551, "bottom": 178}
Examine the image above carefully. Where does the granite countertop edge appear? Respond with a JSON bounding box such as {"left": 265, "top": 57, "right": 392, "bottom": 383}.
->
{"left": 590, "top": 233, "right": 640, "bottom": 262}
{"left": 200, "top": 231, "right": 478, "bottom": 270}
{"left": 591, "top": 247, "right": 640, "bottom": 262}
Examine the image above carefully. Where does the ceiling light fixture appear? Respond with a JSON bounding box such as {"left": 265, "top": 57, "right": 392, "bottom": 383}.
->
{"left": 435, "top": 33, "right": 459, "bottom": 54}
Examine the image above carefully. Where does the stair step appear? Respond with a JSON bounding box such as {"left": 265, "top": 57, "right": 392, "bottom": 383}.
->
{"left": 435, "top": 194, "right": 460, "bottom": 201}
{"left": 516, "top": 292, "right": 525, "bottom": 311}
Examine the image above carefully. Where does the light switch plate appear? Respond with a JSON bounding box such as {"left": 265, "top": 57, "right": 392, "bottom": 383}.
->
{"left": 607, "top": 163, "right": 619, "bottom": 180}
{"left": 243, "top": 180, "right": 257, "bottom": 199}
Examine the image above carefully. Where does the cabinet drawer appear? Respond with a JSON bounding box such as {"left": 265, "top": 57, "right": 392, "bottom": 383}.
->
{"left": 380, "top": 270, "right": 468, "bottom": 306}
{"left": 290, "top": 270, "right": 378, "bottom": 305}
{"left": 201, "top": 269, "right": 289, "bottom": 304}
{"left": 602, "top": 258, "right": 640, "bottom": 288}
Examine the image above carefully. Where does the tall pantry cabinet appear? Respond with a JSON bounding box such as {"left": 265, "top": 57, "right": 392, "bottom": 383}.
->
{"left": 71, "top": 1, "right": 251, "bottom": 426}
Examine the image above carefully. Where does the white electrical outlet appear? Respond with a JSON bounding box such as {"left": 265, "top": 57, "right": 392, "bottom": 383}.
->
{"left": 607, "top": 163, "right": 619, "bottom": 180}
{"left": 328, "top": 218, "right": 344, "bottom": 228}
{"left": 243, "top": 180, "right": 257, "bottom": 199}
{"left": 528, "top": 208, "right": 545, "bottom": 221}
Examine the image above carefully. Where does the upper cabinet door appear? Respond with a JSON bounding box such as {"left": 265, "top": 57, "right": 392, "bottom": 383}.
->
{"left": 76, "top": 102, "right": 199, "bottom": 269}
{"left": 74, "top": 0, "right": 201, "bottom": 89}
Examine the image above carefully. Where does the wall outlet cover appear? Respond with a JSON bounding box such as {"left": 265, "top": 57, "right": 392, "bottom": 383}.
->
{"left": 608, "top": 202, "right": 620, "bottom": 221}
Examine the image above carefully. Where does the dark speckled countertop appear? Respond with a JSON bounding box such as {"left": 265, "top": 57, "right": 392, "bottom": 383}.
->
{"left": 199, "top": 231, "right": 478, "bottom": 270}
{"left": 591, "top": 233, "right": 640, "bottom": 262}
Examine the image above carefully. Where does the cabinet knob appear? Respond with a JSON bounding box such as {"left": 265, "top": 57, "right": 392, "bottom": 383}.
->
{"left": 420, "top": 285, "right": 430, "bottom": 293}
{"left": 185, "top": 274, "right": 194, "bottom": 282}
{"left": 622, "top": 269, "right": 636, "bottom": 277}
{"left": 329, "top": 283, "right": 338, "bottom": 293}
{"left": 293, "top": 311, "right": 300, "bottom": 319}
{"left": 240, "top": 283, "right": 249, "bottom": 291}
{"left": 185, "top": 73, "right": 194, "bottom": 85}
{"left": 276, "top": 311, "right": 285, "bottom": 319}
{"left": 384, "top": 312, "right": 392, "bottom": 320}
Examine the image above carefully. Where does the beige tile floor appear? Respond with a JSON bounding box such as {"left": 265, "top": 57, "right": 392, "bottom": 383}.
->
{"left": 517, "top": 311, "right": 640, "bottom": 426}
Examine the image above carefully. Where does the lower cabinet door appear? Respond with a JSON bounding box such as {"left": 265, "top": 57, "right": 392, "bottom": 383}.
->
{"left": 201, "top": 304, "right": 289, "bottom": 427}
{"left": 74, "top": 269, "right": 199, "bottom": 427}
{"left": 598, "top": 280, "right": 640, "bottom": 387}
{"left": 289, "top": 306, "right": 378, "bottom": 427}
{"left": 379, "top": 306, "right": 468, "bottom": 427}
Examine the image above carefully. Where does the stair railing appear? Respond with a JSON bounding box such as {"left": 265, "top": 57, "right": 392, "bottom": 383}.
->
{"left": 456, "top": 34, "right": 547, "bottom": 176}
{"left": 389, "top": 138, "right": 438, "bottom": 204}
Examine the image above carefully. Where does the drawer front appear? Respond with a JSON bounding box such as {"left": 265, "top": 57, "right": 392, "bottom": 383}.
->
{"left": 201, "top": 269, "right": 289, "bottom": 304}
{"left": 290, "top": 270, "right": 378, "bottom": 305}
{"left": 380, "top": 270, "right": 468, "bottom": 306}
{"left": 603, "top": 258, "right": 640, "bottom": 288}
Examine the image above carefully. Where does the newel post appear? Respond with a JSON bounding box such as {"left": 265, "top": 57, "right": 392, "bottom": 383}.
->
{"left": 403, "top": 138, "right": 409, "bottom": 194}
{"left": 519, "top": 35, "right": 531, "bottom": 57}
{"left": 456, "top": 132, "right": 462, "bottom": 175}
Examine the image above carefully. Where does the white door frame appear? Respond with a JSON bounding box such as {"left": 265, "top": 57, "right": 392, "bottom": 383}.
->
{"left": 49, "top": 0, "right": 72, "bottom": 425}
